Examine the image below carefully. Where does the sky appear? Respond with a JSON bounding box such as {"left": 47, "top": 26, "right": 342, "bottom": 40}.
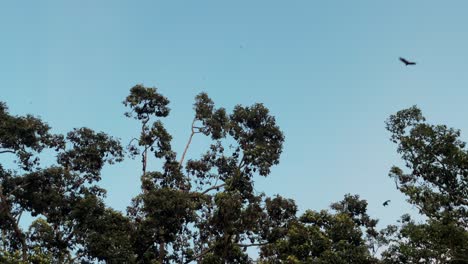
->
{"left": 2, "top": 1, "right": 468, "bottom": 230}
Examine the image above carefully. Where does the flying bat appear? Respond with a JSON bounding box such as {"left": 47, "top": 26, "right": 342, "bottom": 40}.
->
{"left": 383, "top": 200, "right": 391, "bottom": 206}
{"left": 399, "top": 57, "right": 416, "bottom": 66}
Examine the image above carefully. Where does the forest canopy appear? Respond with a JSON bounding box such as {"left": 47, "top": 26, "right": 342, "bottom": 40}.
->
{"left": 1, "top": 85, "right": 467, "bottom": 263}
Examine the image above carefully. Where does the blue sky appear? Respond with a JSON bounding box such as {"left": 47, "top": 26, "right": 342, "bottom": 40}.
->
{"left": 2, "top": 1, "right": 468, "bottom": 228}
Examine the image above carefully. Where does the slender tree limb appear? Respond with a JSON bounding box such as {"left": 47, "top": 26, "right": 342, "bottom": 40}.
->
{"left": 141, "top": 118, "right": 150, "bottom": 176}
{"left": 180, "top": 118, "right": 197, "bottom": 166}
{"left": 142, "top": 146, "right": 148, "bottom": 176}
{"left": 16, "top": 209, "right": 23, "bottom": 225}
{"left": 184, "top": 245, "right": 214, "bottom": 264}
{"left": 237, "top": 242, "right": 270, "bottom": 248}
{"left": 238, "top": 155, "right": 245, "bottom": 169}
{"left": 127, "top": 137, "right": 139, "bottom": 148}
{"left": 7, "top": 182, "right": 31, "bottom": 196}
{"left": 201, "top": 184, "right": 226, "bottom": 195}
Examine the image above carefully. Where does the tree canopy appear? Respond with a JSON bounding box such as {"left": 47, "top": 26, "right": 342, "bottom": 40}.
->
{"left": 1, "top": 86, "right": 466, "bottom": 263}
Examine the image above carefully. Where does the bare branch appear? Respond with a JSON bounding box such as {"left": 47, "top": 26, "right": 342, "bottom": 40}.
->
{"left": 127, "top": 137, "right": 139, "bottom": 147}
{"left": 180, "top": 118, "right": 197, "bottom": 165}
{"left": 16, "top": 210, "right": 23, "bottom": 225}
{"left": 184, "top": 245, "right": 214, "bottom": 264}
{"left": 201, "top": 184, "right": 226, "bottom": 195}
{"left": 237, "top": 242, "right": 270, "bottom": 248}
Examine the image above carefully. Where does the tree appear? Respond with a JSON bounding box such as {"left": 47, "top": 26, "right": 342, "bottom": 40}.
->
{"left": 123, "top": 85, "right": 289, "bottom": 263}
{"left": 383, "top": 106, "right": 468, "bottom": 263}
{"left": 3, "top": 87, "right": 467, "bottom": 263}
{"left": 0, "top": 101, "right": 64, "bottom": 262}
{"left": 258, "top": 194, "right": 380, "bottom": 264}
{"left": 1, "top": 84, "right": 291, "bottom": 263}
{"left": 381, "top": 214, "right": 467, "bottom": 264}
{"left": 0, "top": 101, "right": 127, "bottom": 263}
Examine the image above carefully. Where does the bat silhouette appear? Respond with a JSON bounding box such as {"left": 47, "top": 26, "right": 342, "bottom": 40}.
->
{"left": 383, "top": 200, "right": 391, "bottom": 206}
{"left": 399, "top": 57, "right": 416, "bottom": 66}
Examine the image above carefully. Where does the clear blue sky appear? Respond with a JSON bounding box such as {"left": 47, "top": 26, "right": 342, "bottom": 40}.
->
{"left": 2, "top": 1, "right": 468, "bottom": 228}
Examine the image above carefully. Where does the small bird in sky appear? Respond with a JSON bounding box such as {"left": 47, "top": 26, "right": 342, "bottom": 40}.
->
{"left": 383, "top": 200, "right": 391, "bottom": 207}
{"left": 399, "top": 57, "right": 416, "bottom": 66}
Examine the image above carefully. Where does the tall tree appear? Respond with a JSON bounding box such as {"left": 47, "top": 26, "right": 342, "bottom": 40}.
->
{"left": 383, "top": 106, "right": 468, "bottom": 263}
{"left": 0, "top": 101, "right": 64, "bottom": 262}
{"left": 124, "top": 85, "right": 288, "bottom": 263}
{"left": 6, "top": 88, "right": 467, "bottom": 264}
{"left": 0, "top": 101, "right": 128, "bottom": 263}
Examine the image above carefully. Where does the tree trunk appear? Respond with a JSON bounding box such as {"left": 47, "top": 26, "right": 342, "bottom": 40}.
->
{"left": 0, "top": 188, "right": 28, "bottom": 262}
{"left": 159, "top": 240, "right": 166, "bottom": 264}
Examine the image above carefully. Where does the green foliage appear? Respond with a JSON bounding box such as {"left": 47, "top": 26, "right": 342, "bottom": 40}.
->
{"left": 194, "top": 92, "right": 229, "bottom": 140}
{"left": 259, "top": 195, "right": 379, "bottom": 264}
{"left": 123, "top": 84, "right": 170, "bottom": 120}
{"left": 0, "top": 102, "right": 64, "bottom": 170}
{"left": 386, "top": 106, "right": 467, "bottom": 223}
{"left": 382, "top": 215, "right": 468, "bottom": 263}
{"left": 230, "top": 103, "right": 284, "bottom": 176}
{"left": 123, "top": 86, "right": 287, "bottom": 263}
{"left": 1, "top": 99, "right": 126, "bottom": 262}
{"left": 384, "top": 106, "right": 468, "bottom": 263}
{"left": 2, "top": 89, "right": 467, "bottom": 263}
